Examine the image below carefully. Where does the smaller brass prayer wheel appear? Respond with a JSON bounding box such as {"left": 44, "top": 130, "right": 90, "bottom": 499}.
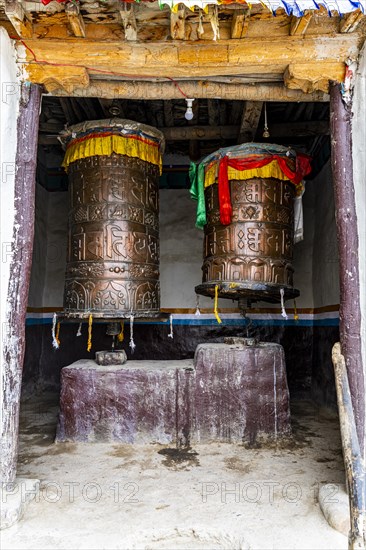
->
{"left": 59, "top": 119, "right": 165, "bottom": 319}
{"left": 192, "top": 143, "right": 311, "bottom": 304}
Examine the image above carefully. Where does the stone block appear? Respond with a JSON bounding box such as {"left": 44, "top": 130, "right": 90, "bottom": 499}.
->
{"left": 193, "top": 343, "right": 291, "bottom": 443}
{"left": 57, "top": 359, "right": 194, "bottom": 444}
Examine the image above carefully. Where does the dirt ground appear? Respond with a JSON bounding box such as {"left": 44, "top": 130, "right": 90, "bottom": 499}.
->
{"left": 1, "top": 393, "right": 347, "bottom": 549}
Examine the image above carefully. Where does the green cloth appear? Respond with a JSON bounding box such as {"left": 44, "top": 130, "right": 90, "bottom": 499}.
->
{"left": 189, "top": 161, "right": 206, "bottom": 229}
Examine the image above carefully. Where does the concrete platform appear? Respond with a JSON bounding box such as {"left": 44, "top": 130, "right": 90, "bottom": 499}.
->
{"left": 0, "top": 478, "right": 40, "bottom": 530}
{"left": 1, "top": 394, "right": 347, "bottom": 550}
{"left": 57, "top": 342, "right": 291, "bottom": 445}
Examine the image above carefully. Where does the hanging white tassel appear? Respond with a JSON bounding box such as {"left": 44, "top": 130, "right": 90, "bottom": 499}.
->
{"left": 195, "top": 295, "right": 201, "bottom": 317}
{"left": 51, "top": 313, "right": 59, "bottom": 350}
{"left": 168, "top": 314, "right": 174, "bottom": 339}
{"left": 129, "top": 314, "right": 136, "bottom": 353}
{"left": 208, "top": 5, "right": 220, "bottom": 41}
{"left": 76, "top": 322, "right": 82, "bottom": 337}
{"left": 280, "top": 288, "right": 288, "bottom": 320}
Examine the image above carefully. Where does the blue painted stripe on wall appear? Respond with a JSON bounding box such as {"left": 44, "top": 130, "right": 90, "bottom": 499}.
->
{"left": 25, "top": 317, "right": 339, "bottom": 327}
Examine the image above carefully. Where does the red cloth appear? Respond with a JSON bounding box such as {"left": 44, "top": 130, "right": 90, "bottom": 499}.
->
{"left": 217, "top": 153, "right": 312, "bottom": 225}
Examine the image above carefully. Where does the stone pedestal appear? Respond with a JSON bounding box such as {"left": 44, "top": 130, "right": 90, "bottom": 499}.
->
{"left": 57, "top": 360, "right": 194, "bottom": 444}
{"left": 193, "top": 343, "right": 291, "bottom": 444}
{"left": 57, "top": 342, "right": 291, "bottom": 445}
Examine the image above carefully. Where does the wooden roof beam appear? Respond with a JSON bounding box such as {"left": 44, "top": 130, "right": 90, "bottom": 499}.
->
{"left": 238, "top": 101, "right": 263, "bottom": 143}
{"left": 5, "top": 0, "right": 32, "bottom": 38}
{"left": 46, "top": 80, "right": 329, "bottom": 102}
{"left": 290, "top": 11, "right": 313, "bottom": 36}
{"left": 65, "top": 2, "right": 86, "bottom": 38}
{"left": 38, "top": 120, "right": 330, "bottom": 145}
{"left": 119, "top": 4, "right": 137, "bottom": 41}
{"left": 21, "top": 36, "right": 355, "bottom": 83}
{"left": 170, "top": 5, "right": 186, "bottom": 40}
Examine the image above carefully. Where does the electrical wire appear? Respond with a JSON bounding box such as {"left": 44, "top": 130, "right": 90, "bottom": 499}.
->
{"left": 17, "top": 38, "right": 189, "bottom": 98}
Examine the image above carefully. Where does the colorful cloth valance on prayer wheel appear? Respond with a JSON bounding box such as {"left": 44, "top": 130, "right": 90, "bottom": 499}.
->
{"left": 61, "top": 118, "right": 164, "bottom": 175}
{"left": 190, "top": 142, "right": 312, "bottom": 228}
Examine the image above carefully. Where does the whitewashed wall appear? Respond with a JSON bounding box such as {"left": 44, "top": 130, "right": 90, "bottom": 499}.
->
{"left": 0, "top": 35, "right": 20, "bottom": 355}
{"left": 28, "top": 188, "right": 68, "bottom": 307}
{"left": 0, "top": 29, "right": 20, "bottom": 319}
{"left": 29, "top": 185, "right": 320, "bottom": 311}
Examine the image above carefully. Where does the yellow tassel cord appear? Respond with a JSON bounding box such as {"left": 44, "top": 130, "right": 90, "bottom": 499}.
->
{"left": 117, "top": 321, "right": 124, "bottom": 342}
{"left": 214, "top": 285, "right": 222, "bottom": 324}
{"left": 55, "top": 322, "right": 61, "bottom": 347}
{"left": 293, "top": 300, "right": 299, "bottom": 322}
{"left": 87, "top": 314, "right": 93, "bottom": 352}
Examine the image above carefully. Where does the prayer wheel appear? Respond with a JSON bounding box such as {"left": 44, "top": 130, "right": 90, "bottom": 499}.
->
{"left": 59, "top": 119, "right": 165, "bottom": 319}
{"left": 191, "top": 143, "right": 312, "bottom": 304}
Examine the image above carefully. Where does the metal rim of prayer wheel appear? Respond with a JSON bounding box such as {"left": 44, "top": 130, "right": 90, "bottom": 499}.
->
{"left": 194, "top": 143, "right": 305, "bottom": 305}
{"left": 59, "top": 119, "right": 165, "bottom": 319}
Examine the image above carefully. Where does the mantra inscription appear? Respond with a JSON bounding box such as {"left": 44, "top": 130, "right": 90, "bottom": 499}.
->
{"left": 196, "top": 178, "right": 299, "bottom": 302}
{"left": 63, "top": 155, "right": 161, "bottom": 318}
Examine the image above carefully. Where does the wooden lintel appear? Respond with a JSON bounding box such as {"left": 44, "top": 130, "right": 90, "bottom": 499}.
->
{"left": 290, "top": 12, "right": 313, "bottom": 36}
{"left": 231, "top": 9, "right": 250, "bottom": 39}
{"left": 170, "top": 5, "right": 186, "bottom": 40}
{"left": 19, "top": 36, "right": 356, "bottom": 81}
{"left": 38, "top": 120, "right": 329, "bottom": 144}
{"left": 5, "top": 0, "right": 32, "bottom": 38}
{"left": 45, "top": 80, "right": 329, "bottom": 102}
{"left": 238, "top": 101, "right": 263, "bottom": 143}
{"left": 119, "top": 4, "right": 137, "bottom": 41}
{"left": 284, "top": 63, "right": 346, "bottom": 93}
{"left": 339, "top": 10, "right": 364, "bottom": 33}
{"left": 65, "top": 2, "right": 86, "bottom": 38}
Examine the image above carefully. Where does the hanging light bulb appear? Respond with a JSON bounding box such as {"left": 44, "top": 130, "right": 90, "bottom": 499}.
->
{"left": 185, "top": 98, "right": 195, "bottom": 121}
{"left": 263, "top": 102, "right": 270, "bottom": 138}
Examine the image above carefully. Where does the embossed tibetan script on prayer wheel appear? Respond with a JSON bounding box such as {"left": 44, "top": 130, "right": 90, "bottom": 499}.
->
{"left": 59, "top": 119, "right": 165, "bottom": 319}
{"left": 191, "top": 143, "right": 312, "bottom": 303}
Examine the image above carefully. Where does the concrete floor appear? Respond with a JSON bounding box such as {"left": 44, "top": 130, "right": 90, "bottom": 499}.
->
{"left": 1, "top": 393, "right": 347, "bottom": 550}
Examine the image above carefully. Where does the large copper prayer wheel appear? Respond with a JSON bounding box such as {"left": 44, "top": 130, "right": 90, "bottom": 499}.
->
{"left": 195, "top": 148, "right": 302, "bottom": 303}
{"left": 60, "top": 119, "right": 165, "bottom": 319}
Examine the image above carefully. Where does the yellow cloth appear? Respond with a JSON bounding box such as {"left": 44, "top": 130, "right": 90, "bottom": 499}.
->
{"left": 62, "top": 135, "right": 163, "bottom": 174}
{"left": 204, "top": 159, "right": 291, "bottom": 188}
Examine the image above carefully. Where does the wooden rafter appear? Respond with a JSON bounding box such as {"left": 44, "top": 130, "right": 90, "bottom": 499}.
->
{"left": 163, "top": 101, "right": 175, "bottom": 127}
{"left": 339, "top": 10, "right": 364, "bottom": 33}
{"left": 170, "top": 5, "right": 186, "bottom": 40}
{"left": 5, "top": 0, "right": 32, "bottom": 38}
{"left": 65, "top": 2, "right": 86, "bottom": 38}
{"left": 290, "top": 11, "right": 313, "bottom": 36}
{"left": 231, "top": 9, "right": 250, "bottom": 39}
{"left": 238, "top": 101, "right": 263, "bottom": 143}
